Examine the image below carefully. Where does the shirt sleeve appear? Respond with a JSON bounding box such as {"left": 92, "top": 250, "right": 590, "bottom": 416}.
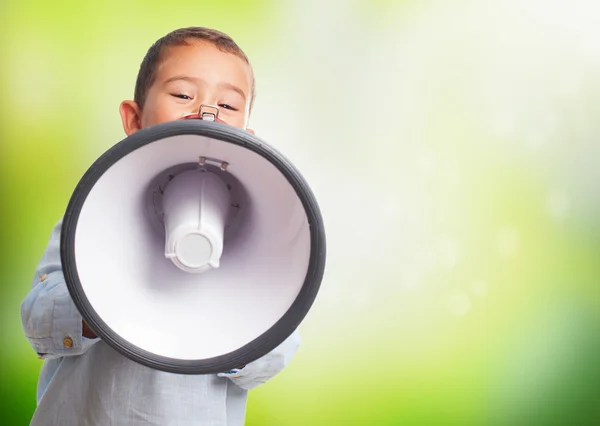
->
{"left": 20, "top": 218, "right": 100, "bottom": 360}
{"left": 219, "top": 329, "right": 302, "bottom": 390}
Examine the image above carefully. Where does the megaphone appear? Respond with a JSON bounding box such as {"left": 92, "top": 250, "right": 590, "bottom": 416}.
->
{"left": 60, "top": 110, "right": 326, "bottom": 374}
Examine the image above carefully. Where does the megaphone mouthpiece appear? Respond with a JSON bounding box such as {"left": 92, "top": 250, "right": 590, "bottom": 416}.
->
{"left": 181, "top": 104, "right": 220, "bottom": 122}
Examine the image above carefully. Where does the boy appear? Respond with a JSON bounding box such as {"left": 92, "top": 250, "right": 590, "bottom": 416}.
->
{"left": 20, "top": 27, "right": 301, "bottom": 426}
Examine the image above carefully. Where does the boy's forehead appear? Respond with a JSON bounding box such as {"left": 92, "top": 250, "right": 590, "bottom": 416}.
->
{"left": 155, "top": 41, "right": 252, "bottom": 90}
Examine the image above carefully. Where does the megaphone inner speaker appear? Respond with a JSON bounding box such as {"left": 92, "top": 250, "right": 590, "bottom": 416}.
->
{"left": 61, "top": 121, "right": 325, "bottom": 374}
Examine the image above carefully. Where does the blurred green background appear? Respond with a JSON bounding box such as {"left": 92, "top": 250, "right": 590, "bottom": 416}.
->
{"left": 1, "top": 0, "right": 599, "bottom": 425}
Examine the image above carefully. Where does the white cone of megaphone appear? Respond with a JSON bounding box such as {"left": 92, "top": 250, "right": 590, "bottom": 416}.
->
{"left": 60, "top": 110, "right": 326, "bottom": 374}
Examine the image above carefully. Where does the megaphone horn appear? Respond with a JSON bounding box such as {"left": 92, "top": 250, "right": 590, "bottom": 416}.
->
{"left": 60, "top": 115, "right": 326, "bottom": 375}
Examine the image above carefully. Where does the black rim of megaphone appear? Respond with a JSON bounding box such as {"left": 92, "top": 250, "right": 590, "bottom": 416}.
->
{"left": 60, "top": 120, "right": 326, "bottom": 375}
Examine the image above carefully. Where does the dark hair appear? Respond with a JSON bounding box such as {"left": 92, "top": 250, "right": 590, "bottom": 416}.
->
{"left": 133, "top": 27, "right": 255, "bottom": 110}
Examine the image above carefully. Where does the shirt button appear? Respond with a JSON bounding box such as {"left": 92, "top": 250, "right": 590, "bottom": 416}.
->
{"left": 63, "top": 337, "right": 73, "bottom": 349}
{"left": 40, "top": 274, "right": 48, "bottom": 281}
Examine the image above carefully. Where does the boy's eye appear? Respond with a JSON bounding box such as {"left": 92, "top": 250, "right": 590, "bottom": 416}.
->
{"left": 219, "top": 103, "right": 237, "bottom": 111}
{"left": 172, "top": 94, "right": 192, "bottom": 100}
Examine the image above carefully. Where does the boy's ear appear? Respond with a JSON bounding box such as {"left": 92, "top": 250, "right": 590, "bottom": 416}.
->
{"left": 119, "top": 100, "right": 142, "bottom": 136}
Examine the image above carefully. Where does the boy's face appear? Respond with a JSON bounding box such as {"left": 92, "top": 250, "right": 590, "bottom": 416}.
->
{"left": 120, "top": 40, "right": 254, "bottom": 135}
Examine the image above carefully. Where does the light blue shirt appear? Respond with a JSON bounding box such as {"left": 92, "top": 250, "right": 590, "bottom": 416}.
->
{"left": 21, "top": 219, "right": 301, "bottom": 426}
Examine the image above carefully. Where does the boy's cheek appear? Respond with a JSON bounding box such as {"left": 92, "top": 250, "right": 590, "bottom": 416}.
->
{"left": 141, "top": 111, "right": 178, "bottom": 128}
